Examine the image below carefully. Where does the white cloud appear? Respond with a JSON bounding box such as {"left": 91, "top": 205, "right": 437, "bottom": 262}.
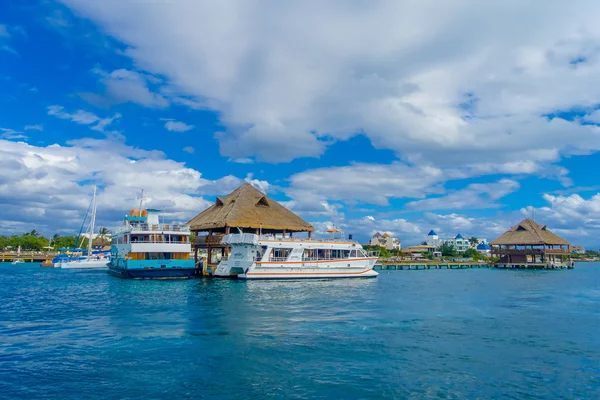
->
{"left": 164, "top": 120, "right": 194, "bottom": 132}
{"left": 82, "top": 68, "right": 169, "bottom": 109}
{"left": 47, "top": 105, "right": 120, "bottom": 133}
{"left": 58, "top": 1, "right": 600, "bottom": 167}
{"left": 0, "top": 128, "right": 27, "bottom": 140}
{"left": 229, "top": 157, "right": 254, "bottom": 164}
{"left": 244, "top": 173, "right": 270, "bottom": 193}
{"left": 24, "top": 125, "right": 43, "bottom": 131}
{"left": 406, "top": 179, "right": 520, "bottom": 211}
{"left": 182, "top": 146, "right": 194, "bottom": 154}
{"left": 0, "top": 138, "right": 260, "bottom": 235}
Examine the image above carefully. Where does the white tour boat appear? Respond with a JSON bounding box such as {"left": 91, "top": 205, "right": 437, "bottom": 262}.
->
{"left": 56, "top": 186, "right": 109, "bottom": 269}
{"left": 213, "top": 230, "right": 379, "bottom": 279}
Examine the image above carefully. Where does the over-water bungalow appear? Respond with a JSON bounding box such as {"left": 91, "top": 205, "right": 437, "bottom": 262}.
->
{"left": 186, "top": 183, "right": 314, "bottom": 265}
{"left": 490, "top": 218, "right": 572, "bottom": 269}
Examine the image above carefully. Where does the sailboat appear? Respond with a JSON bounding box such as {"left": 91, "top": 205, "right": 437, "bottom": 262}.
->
{"left": 12, "top": 245, "right": 24, "bottom": 264}
{"left": 56, "top": 186, "right": 109, "bottom": 269}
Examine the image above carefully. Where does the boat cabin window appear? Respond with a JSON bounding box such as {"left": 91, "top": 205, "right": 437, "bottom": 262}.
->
{"left": 270, "top": 248, "right": 292, "bottom": 261}
{"left": 146, "top": 252, "right": 173, "bottom": 260}
{"left": 305, "top": 249, "right": 353, "bottom": 260}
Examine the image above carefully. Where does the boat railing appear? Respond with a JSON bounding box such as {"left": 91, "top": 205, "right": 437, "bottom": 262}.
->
{"left": 268, "top": 256, "right": 289, "bottom": 262}
{"left": 257, "top": 235, "right": 355, "bottom": 243}
{"left": 129, "top": 238, "right": 191, "bottom": 244}
{"left": 114, "top": 223, "right": 190, "bottom": 234}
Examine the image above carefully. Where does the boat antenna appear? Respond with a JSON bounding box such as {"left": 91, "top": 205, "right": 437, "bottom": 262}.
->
{"left": 137, "top": 189, "right": 147, "bottom": 214}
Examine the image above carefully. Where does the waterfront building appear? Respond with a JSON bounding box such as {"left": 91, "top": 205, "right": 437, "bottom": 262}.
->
{"left": 571, "top": 245, "right": 585, "bottom": 254}
{"left": 446, "top": 234, "right": 470, "bottom": 253}
{"left": 369, "top": 232, "right": 401, "bottom": 250}
{"left": 490, "top": 218, "right": 571, "bottom": 267}
{"left": 187, "top": 183, "right": 314, "bottom": 267}
{"left": 425, "top": 230, "right": 485, "bottom": 253}
{"left": 402, "top": 245, "right": 436, "bottom": 259}
{"left": 187, "top": 183, "right": 377, "bottom": 279}
{"left": 425, "top": 230, "right": 443, "bottom": 248}
{"left": 476, "top": 242, "right": 491, "bottom": 255}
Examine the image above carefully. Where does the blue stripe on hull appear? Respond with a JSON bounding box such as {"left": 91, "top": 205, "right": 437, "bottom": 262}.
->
{"left": 108, "top": 266, "right": 197, "bottom": 279}
{"left": 108, "top": 257, "right": 198, "bottom": 279}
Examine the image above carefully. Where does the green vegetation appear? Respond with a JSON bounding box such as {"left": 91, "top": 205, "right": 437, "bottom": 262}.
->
{"left": 571, "top": 250, "right": 600, "bottom": 260}
{"left": 0, "top": 228, "right": 111, "bottom": 251}
{"left": 468, "top": 236, "right": 479, "bottom": 247}
{"left": 363, "top": 245, "right": 391, "bottom": 258}
{"left": 462, "top": 247, "right": 483, "bottom": 261}
{"left": 439, "top": 243, "right": 457, "bottom": 257}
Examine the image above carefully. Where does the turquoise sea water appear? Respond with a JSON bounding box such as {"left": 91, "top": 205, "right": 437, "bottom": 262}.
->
{"left": 0, "top": 263, "right": 599, "bottom": 399}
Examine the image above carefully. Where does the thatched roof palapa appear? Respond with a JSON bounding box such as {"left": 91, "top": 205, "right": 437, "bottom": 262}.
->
{"left": 187, "top": 183, "right": 314, "bottom": 233}
{"left": 490, "top": 218, "right": 570, "bottom": 246}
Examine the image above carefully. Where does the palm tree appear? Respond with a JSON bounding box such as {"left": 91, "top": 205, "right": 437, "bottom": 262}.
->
{"left": 469, "top": 236, "right": 479, "bottom": 247}
{"left": 30, "top": 229, "right": 40, "bottom": 237}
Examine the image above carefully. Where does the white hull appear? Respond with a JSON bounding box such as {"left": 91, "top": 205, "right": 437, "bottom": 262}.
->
{"left": 57, "top": 260, "right": 109, "bottom": 269}
{"left": 239, "top": 267, "right": 378, "bottom": 280}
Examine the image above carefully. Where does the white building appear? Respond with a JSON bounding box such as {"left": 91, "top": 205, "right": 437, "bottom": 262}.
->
{"left": 425, "top": 230, "right": 487, "bottom": 254}
{"left": 446, "top": 234, "right": 470, "bottom": 253}
{"left": 425, "top": 230, "right": 443, "bottom": 248}
{"left": 370, "top": 232, "right": 401, "bottom": 250}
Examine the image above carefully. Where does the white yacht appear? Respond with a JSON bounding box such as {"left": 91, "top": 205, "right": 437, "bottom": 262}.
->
{"left": 213, "top": 230, "right": 379, "bottom": 279}
{"left": 56, "top": 186, "right": 109, "bottom": 269}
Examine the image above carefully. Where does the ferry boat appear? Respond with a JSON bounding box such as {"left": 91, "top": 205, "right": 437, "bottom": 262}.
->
{"left": 213, "top": 230, "right": 379, "bottom": 279}
{"left": 108, "top": 208, "right": 196, "bottom": 279}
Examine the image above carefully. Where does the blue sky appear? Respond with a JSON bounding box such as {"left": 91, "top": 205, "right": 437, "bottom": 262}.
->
{"left": 1, "top": 1, "right": 600, "bottom": 248}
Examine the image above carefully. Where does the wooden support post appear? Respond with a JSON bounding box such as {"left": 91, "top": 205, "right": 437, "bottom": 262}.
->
{"left": 308, "top": 231, "right": 312, "bottom": 239}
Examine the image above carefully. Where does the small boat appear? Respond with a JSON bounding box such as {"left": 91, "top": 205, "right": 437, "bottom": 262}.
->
{"left": 108, "top": 191, "right": 196, "bottom": 279}
{"left": 11, "top": 259, "right": 24, "bottom": 265}
{"left": 56, "top": 186, "right": 109, "bottom": 270}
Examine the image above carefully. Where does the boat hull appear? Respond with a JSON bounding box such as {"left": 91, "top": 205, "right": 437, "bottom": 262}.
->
{"left": 108, "top": 258, "right": 197, "bottom": 279}
{"left": 239, "top": 269, "right": 378, "bottom": 280}
{"left": 108, "top": 266, "right": 197, "bottom": 279}
{"left": 57, "top": 260, "right": 109, "bottom": 269}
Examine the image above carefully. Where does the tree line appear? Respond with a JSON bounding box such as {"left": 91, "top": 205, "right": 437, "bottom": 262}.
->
{"left": 0, "top": 228, "right": 111, "bottom": 251}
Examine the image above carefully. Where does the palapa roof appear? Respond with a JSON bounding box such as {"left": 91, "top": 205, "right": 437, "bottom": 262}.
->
{"left": 490, "top": 218, "right": 570, "bottom": 246}
{"left": 187, "top": 183, "right": 314, "bottom": 232}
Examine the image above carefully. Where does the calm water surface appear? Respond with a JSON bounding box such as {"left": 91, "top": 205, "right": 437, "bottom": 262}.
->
{"left": 0, "top": 263, "right": 599, "bottom": 399}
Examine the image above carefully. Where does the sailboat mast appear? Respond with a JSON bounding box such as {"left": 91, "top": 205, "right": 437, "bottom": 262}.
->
{"left": 88, "top": 185, "right": 97, "bottom": 256}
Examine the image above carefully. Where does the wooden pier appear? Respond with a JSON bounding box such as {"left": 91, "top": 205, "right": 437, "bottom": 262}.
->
{"left": 0, "top": 252, "right": 56, "bottom": 263}
{"left": 374, "top": 261, "right": 489, "bottom": 270}
{"left": 375, "top": 261, "right": 574, "bottom": 270}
